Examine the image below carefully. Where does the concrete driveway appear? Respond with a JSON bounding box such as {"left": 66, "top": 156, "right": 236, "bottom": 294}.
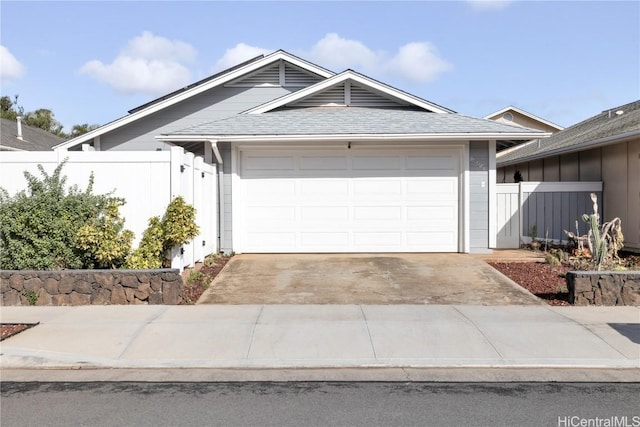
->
{"left": 198, "top": 254, "right": 541, "bottom": 305}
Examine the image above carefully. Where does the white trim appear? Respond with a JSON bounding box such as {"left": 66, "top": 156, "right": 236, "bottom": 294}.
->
{"left": 484, "top": 105, "right": 564, "bottom": 131}
{"left": 158, "top": 131, "right": 550, "bottom": 143}
{"left": 53, "top": 51, "right": 335, "bottom": 151}
{"left": 520, "top": 181, "right": 603, "bottom": 193}
{"left": 244, "top": 70, "right": 454, "bottom": 115}
{"left": 462, "top": 142, "right": 470, "bottom": 253}
{"left": 488, "top": 140, "right": 497, "bottom": 249}
{"left": 230, "top": 144, "right": 241, "bottom": 253}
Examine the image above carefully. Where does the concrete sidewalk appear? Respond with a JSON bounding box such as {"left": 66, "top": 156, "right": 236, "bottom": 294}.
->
{"left": 1, "top": 305, "right": 639, "bottom": 381}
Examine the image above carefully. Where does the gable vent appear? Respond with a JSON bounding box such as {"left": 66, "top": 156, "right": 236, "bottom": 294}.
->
{"left": 350, "top": 84, "right": 410, "bottom": 107}
{"left": 226, "top": 63, "right": 280, "bottom": 87}
{"left": 284, "top": 64, "right": 323, "bottom": 87}
{"left": 291, "top": 84, "right": 346, "bottom": 107}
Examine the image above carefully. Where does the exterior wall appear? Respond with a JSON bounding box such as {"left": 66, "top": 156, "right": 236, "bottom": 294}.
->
{"left": 99, "top": 86, "right": 292, "bottom": 151}
{"left": 220, "top": 142, "right": 233, "bottom": 253}
{"left": 497, "top": 139, "right": 640, "bottom": 250}
{"left": 469, "top": 141, "right": 490, "bottom": 252}
{"left": 491, "top": 111, "right": 561, "bottom": 133}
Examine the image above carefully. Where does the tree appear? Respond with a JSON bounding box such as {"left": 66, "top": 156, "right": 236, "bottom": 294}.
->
{"left": 23, "top": 108, "right": 65, "bottom": 137}
{"left": 68, "top": 123, "right": 100, "bottom": 139}
{"left": 0, "top": 94, "right": 99, "bottom": 139}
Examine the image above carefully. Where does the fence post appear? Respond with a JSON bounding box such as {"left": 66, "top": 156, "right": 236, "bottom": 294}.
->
{"left": 193, "top": 156, "right": 204, "bottom": 263}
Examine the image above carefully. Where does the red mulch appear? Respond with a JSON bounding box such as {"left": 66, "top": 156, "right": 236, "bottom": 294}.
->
{"left": 0, "top": 322, "right": 39, "bottom": 341}
{"left": 489, "top": 262, "right": 572, "bottom": 306}
{"left": 181, "top": 256, "right": 232, "bottom": 304}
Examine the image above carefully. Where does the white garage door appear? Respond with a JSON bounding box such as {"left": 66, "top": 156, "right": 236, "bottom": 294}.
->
{"left": 239, "top": 148, "right": 460, "bottom": 252}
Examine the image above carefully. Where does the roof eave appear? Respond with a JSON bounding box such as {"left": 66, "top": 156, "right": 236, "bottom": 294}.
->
{"left": 53, "top": 51, "right": 337, "bottom": 151}
{"left": 497, "top": 129, "right": 640, "bottom": 167}
{"left": 158, "top": 131, "right": 549, "bottom": 143}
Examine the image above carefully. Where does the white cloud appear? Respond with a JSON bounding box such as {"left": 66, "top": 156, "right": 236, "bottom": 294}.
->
{"left": 306, "top": 33, "right": 452, "bottom": 83}
{"left": 0, "top": 45, "right": 25, "bottom": 80}
{"left": 467, "top": 0, "right": 511, "bottom": 10}
{"left": 310, "top": 33, "right": 380, "bottom": 72}
{"left": 213, "top": 43, "right": 272, "bottom": 71}
{"left": 387, "top": 42, "right": 453, "bottom": 83}
{"left": 80, "top": 31, "right": 196, "bottom": 95}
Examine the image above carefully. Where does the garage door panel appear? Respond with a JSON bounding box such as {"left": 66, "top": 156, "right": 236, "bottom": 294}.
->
{"left": 300, "top": 206, "right": 349, "bottom": 221}
{"left": 301, "top": 232, "right": 349, "bottom": 247}
{"left": 300, "top": 180, "right": 349, "bottom": 197}
{"left": 240, "top": 148, "right": 460, "bottom": 253}
{"left": 406, "top": 155, "right": 458, "bottom": 172}
{"left": 299, "top": 156, "right": 348, "bottom": 171}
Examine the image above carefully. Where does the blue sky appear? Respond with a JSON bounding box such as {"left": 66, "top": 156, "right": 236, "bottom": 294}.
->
{"left": 1, "top": 1, "right": 638, "bottom": 132}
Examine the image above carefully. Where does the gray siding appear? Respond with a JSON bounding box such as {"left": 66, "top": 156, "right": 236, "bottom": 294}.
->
{"left": 100, "top": 86, "right": 292, "bottom": 151}
{"left": 219, "top": 142, "right": 233, "bottom": 253}
{"left": 522, "top": 191, "right": 602, "bottom": 243}
{"left": 469, "top": 141, "right": 490, "bottom": 252}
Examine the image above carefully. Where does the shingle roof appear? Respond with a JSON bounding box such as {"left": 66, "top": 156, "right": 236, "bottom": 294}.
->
{"left": 498, "top": 100, "right": 640, "bottom": 165}
{"left": 0, "top": 118, "right": 64, "bottom": 151}
{"left": 166, "top": 107, "right": 545, "bottom": 138}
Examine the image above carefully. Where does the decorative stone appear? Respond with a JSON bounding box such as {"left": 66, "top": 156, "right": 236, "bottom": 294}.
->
{"left": 59, "top": 275, "right": 75, "bottom": 294}
{"left": 134, "top": 283, "right": 150, "bottom": 300}
{"left": 573, "top": 278, "right": 592, "bottom": 293}
{"left": 598, "top": 276, "right": 619, "bottom": 305}
{"left": 162, "top": 281, "right": 182, "bottom": 305}
{"left": 124, "top": 287, "right": 135, "bottom": 302}
{"left": 70, "top": 291, "right": 91, "bottom": 305}
{"left": 150, "top": 275, "right": 162, "bottom": 291}
{"left": 0, "top": 278, "right": 10, "bottom": 293}
{"left": 51, "top": 294, "right": 70, "bottom": 306}
{"left": 121, "top": 275, "right": 140, "bottom": 288}
{"left": 74, "top": 280, "right": 93, "bottom": 294}
{"left": 111, "top": 285, "right": 127, "bottom": 305}
{"left": 133, "top": 297, "right": 147, "bottom": 305}
{"left": 1, "top": 290, "right": 21, "bottom": 306}
{"left": 148, "top": 291, "right": 163, "bottom": 305}
{"left": 35, "top": 288, "right": 52, "bottom": 306}
{"left": 621, "top": 282, "right": 640, "bottom": 305}
{"left": 91, "top": 288, "right": 111, "bottom": 305}
{"left": 161, "top": 272, "right": 178, "bottom": 282}
{"left": 9, "top": 274, "right": 24, "bottom": 291}
{"left": 94, "top": 274, "right": 114, "bottom": 290}
{"left": 136, "top": 273, "right": 149, "bottom": 283}
{"left": 23, "top": 278, "right": 43, "bottom": 292}
{"left": 43, "top": 278, "right": 59, "bottom": 295}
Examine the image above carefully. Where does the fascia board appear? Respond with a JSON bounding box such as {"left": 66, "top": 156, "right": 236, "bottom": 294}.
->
{"left": 496, "top": 129, "right": 640, "bottom": 167}
{"left": 245, "top": 71, "right": 453, "bottom": 115}
{"left": 53, "top": 51, "right": 335, "bottom": 151}
{"left": 484, "top": 105, "right": 564, "bottom": 131}
{"left": 157, "top": 131, "right": 550, "bottom": 143}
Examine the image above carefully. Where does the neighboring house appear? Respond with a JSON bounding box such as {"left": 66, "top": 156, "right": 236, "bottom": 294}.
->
{"left": 484, "top": 106, "right": 563, "bottom": 152}
{"left": 54, "top": 50, "right": 548, "bottom": 254}
{"left": 497, "top": 100, "right": 640, "bottom": 251}
{"left": 0, "top": 117, "right": 64, "bottom": 151}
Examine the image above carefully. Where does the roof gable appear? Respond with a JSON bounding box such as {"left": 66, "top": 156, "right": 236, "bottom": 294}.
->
{"left": 484, "top": 105, "right": 564, "bottom": 132}
{"left": 225, "top": 60, "right": 324, "bottom": 88}
{"left": 244, "top": 70, "right": 454, "bottom": 114}
{"left": 497, "top": 100, "right": 640, "bottom": 165}
{"left": 54, "top": 50, "right": 335, "bottom": 151}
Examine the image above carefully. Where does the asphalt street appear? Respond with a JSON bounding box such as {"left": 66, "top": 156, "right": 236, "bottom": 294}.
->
{"left": 2, "top": 382, "right": 639, "bottom": 427}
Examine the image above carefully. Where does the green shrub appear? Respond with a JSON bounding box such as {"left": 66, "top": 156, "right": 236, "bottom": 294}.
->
{"left": 77, "top": 200, "right": 134, "bottom": 268}
{"left": 0, "top": 162, "right": 129, "bottom": 270}
{"left": 126, "top": 197, "right": 199, "bottom": 269}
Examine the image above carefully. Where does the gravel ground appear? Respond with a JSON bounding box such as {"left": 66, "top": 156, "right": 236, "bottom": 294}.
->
{"left": 489, "top": 262, "right": 571, "bottom": 306}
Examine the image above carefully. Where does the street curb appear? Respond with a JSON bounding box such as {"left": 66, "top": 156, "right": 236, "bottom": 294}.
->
{"left": 2, "top": 367, "right": 640, "bottom": 383}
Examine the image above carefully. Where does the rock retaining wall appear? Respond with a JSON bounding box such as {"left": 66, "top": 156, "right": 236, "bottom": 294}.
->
{"left": 566, "top": 271, "right": 640, "bottom": 306}
{"left": 0, "top": 269, "right": 183, "bottom": 306}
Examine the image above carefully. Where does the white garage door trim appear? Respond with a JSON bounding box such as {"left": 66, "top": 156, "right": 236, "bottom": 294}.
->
{"left": 234, "top": 145, "right": 464, "bottom": 253}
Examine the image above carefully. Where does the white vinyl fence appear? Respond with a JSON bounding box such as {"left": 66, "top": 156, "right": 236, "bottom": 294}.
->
{"left": 495, "top": 181, "right": 603, "bottom": 249}
{"left": 0, "top": 147, "right": 216, "bottom": 271}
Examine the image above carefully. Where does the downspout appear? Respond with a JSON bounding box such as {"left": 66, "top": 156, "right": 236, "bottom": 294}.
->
{"left": 208, "top": 140, "right": 224, "bottom": 253}
{"left": 16, "top": 116, "right": 23, "bottom": 140}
